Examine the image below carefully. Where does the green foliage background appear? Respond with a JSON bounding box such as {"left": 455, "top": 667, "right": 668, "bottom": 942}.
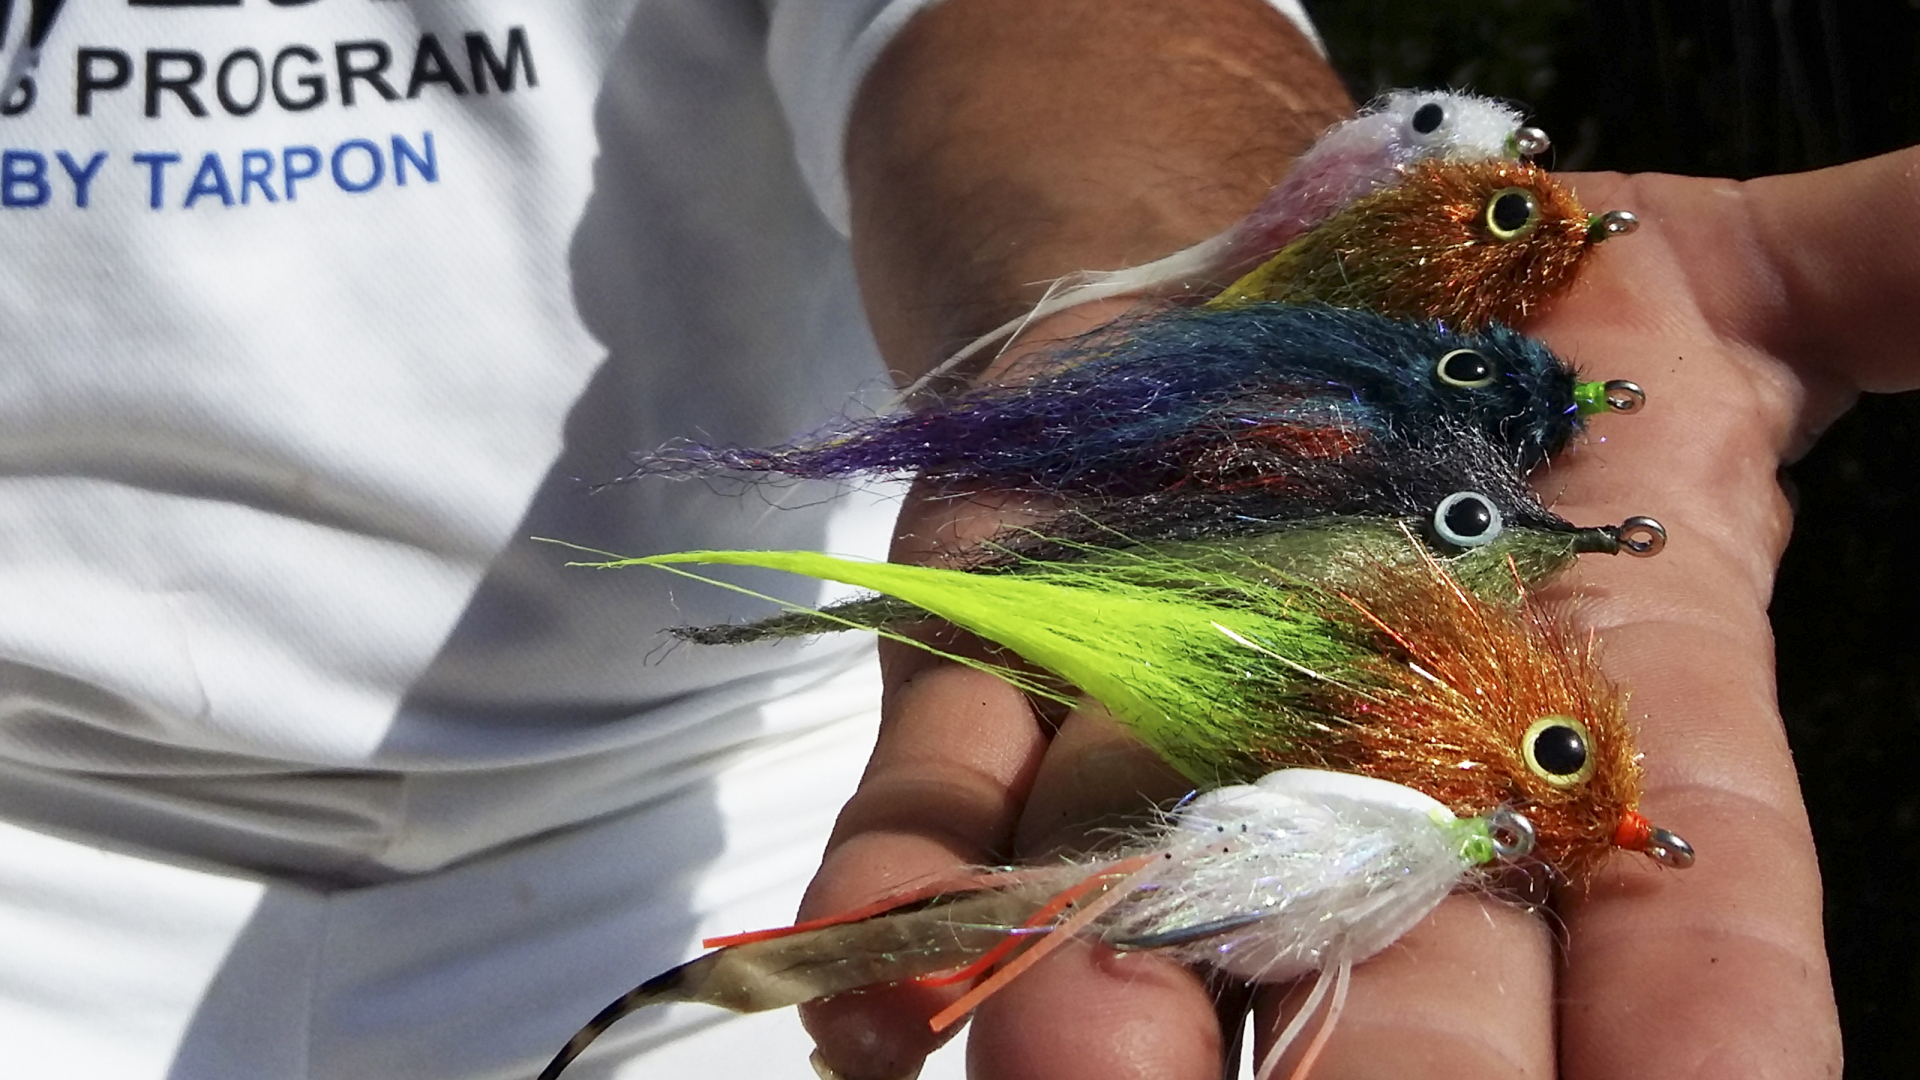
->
{"left": 1306, "top": 2, "right": 1920, "bottom": 1075}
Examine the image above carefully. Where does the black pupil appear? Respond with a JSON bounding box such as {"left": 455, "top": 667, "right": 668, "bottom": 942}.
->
{"left": 1412, "top": 102, "right": 1444, "bottom": 134}
{"left": 1532, "top": 724, "right": 1589, "bottom": 776}
{"left": 1443, "top": 496, "right": 1494, "bottom": 539}
{"left": 1442, "top": 351, "right": 1492, "bottom": 384}
{"left": 1491, "top": 192, "right": 1535, "bottom": 233}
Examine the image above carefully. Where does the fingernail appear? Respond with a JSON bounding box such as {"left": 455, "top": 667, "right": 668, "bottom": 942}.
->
{"left": 809, "top": 1047, "right": 923, "bottom": 1080}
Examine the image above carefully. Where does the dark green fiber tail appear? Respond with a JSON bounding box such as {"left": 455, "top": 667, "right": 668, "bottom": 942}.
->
{"left": 670, "top": 594, "right": 921, "bottom": 644}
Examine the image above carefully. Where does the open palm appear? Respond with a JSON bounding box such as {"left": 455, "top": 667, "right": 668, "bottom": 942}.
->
{"left": 794, "top": 153, "right": 1920, "bottom": 1079}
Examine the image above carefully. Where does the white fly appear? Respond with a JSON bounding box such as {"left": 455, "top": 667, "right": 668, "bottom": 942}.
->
{"left": 534, "top": 769, "right": 1534, "bottom": 1080}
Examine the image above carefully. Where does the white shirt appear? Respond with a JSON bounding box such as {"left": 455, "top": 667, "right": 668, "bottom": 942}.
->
{"left": 0, "top": 0, "right": 918, "bottom": 882}
{"left": 0, "top": 2, "right": 1316, "bottom": 1076}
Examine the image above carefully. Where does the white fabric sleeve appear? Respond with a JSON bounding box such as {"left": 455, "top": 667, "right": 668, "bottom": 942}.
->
{"left": 766, "top": 0, "right": 1327, "bottom": 235}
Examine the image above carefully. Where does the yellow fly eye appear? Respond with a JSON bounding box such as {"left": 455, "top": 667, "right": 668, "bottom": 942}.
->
{"left": 1435, "top": 348, "right": 1497, "bottom": 389}
{"left": 1485, "top": 187, "right": 1541, "bottom": 240}
{"left": 1521, "top": 716, "right": 1596, "bottom": 787}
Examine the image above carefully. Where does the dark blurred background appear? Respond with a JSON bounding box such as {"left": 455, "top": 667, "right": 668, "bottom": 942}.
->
{"left": 1306, "top": 1, "right": 1920, "bottom": 1075}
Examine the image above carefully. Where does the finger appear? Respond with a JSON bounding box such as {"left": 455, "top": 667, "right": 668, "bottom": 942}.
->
{"left": 1555, "top": 617, "right": 1837, "bottom": 1080}
{"left": 1011, "top": 706, "right": 1194, "bottom": 856}
{"left": 965, "top": 708, "right": 1221, "bottom": 1080}
{"left": 801, "top": 286, "right": 1226, "bottom": 1076}
{"left": 1535, "top": 171, "right": 1838, "bottom": 1078}
{"left": 1562, "top": 152, "right": 1920, "bottom": 410}
{"left": 967, "top": 938, "right": 1223, "bottom": 1080}
{"left": 1736, "top": 146, "right": 1920, "bottom": 393}
{"left": 798, "top": 230, "right": 1261, "bottom": 1080}
{"left": 798, "top": 655, "right": 1050, "bottom": 1077}
{"left": 1545, "top": 500, "right": 1832, "bottom": 1080}
{"left": 1253, "top": 894, "right": 1556, "bottom": 1080}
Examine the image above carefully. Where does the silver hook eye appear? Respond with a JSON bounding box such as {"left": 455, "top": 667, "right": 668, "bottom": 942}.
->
{"left": 1510, "top": 126, "right": 1551, "bottom": 157}
{"left": 1603, "top": 380, "right": 1646, "bottom": 413}
{"left": 1586, "top": 210, "right": 1640, "bottom": 242}
{"left": 1612, "top": 516, "right": 1667, "bottom": 557}
{"left": 1645, "top": 827, "right": 1695, "bottom": 869}
{"left": 1486, "top": 808, "right": 1537, "bottom": 860}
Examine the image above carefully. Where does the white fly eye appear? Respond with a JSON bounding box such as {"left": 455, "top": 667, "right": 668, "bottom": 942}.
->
{"left": 1410, "top": 100, "right": 1446, "bottom": 137}
{"left": 1435, "top": 348, "right": 1498, "bottom": 389}
{"left": 1521, "top": 715, "right": 1596, "bottom": 787}
{"left": 1432, "top": 491, "right": 1503, "bottom": 548}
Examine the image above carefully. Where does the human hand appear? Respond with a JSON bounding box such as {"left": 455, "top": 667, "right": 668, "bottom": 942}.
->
{"left": 796, "top": 148, "right": 1920, "bottom": 1079}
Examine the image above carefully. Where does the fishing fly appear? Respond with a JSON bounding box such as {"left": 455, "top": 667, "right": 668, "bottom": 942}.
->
{"left": 588, "top": 541, "right": 1689, "bottom": 876}
{"left": 910, "top": 90, "right": 1550, "bottom": 396}
{"left": 534, "top": 770, "right": 1560, "bottom": 1080}
{"left": 1209, "top": 158, "right": 1638, "bottom": 330}
{"left": 630, "top": 306, "right": 1642, "bottom": 492}
{"left": 679, "top": 508, "right": 1664, "bottom": 648}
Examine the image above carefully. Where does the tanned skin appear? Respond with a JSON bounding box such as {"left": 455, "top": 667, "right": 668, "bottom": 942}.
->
{"left": 807, "top": 1, "right": 1891, "bottom": 1077}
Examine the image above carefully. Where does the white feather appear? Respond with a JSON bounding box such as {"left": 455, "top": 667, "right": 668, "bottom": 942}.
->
{"left": 1099, "top": 769, "right": 1489, "bottom": 982}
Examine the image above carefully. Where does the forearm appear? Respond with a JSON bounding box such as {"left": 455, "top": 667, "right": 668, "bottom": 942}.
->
{"left": 844, "top": 0, "right": 1352, "bottom": 378}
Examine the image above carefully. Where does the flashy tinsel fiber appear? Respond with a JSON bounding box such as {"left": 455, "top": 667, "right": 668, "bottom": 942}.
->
{"left": 618, "top": 545, "right": 1642, "bottom": 875}
{"left": 975, "top": 416, "right": 1598, "bottom": 560}
{"left": 631, "top": 306, "right": 1593, "bottom": 493}
{"left": 680, "top": 518, "right": 1609, "bottom": 646}
{"left": 1212, "top": 158, "right": 1610, "bottom": 331}
{"left": 1217, "top": 89, "right": 1534, "bottom": 270}
{"left": 657, "top": 412, "right": 1644, "bottom": 648}
{"left": 913, "top": 91, "right": 1540, "bottom": 393}
{"left": 534, "top": 769, "right": 1501, "bottom": 1080}
{"left": 1103, "top": 771, "right": 1491, "bottom": 980}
